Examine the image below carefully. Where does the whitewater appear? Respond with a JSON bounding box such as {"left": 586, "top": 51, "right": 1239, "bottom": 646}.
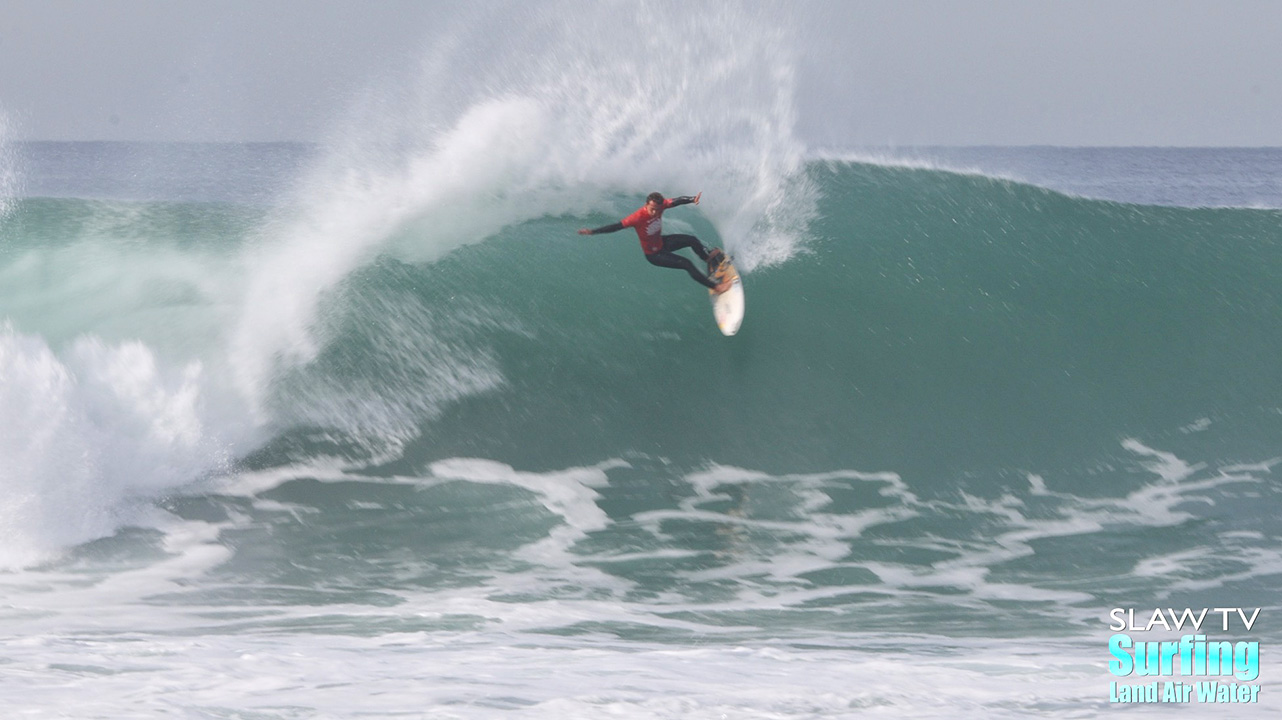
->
{"left": 2, "top": 4, "right": 1281, "bottom": 718}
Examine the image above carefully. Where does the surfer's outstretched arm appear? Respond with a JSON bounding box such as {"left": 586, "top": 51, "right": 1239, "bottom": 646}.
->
{"left": 578, "top": 222, "right": 624, "bottom": 236}
{"left": 576, "top": 192, "right": 698, "bottom": 235}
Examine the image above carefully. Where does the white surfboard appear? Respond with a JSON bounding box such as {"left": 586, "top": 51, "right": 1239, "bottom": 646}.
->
{"left": 708, "top": 253, "right": 745, "bottom": 336}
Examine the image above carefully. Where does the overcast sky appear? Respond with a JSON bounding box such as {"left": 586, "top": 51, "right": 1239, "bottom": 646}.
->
{"left": 2, "top": 0, "right": 1279, "bottom": 147}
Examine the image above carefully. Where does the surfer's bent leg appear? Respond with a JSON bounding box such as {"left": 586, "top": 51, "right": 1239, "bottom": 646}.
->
{"left": 659, "top": 234, "right": 711, "bottom": 262}
{"left": 646, "top": 251, "right": 718, "bottom": 289}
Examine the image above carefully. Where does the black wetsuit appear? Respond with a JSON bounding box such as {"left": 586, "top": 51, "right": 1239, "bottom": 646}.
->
{"left": 644, "top": 234, "right": 718, "bottom": 289}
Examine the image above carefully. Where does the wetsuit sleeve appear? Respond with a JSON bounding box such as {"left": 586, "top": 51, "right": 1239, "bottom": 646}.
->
{"left": 585, "top": 222, "right": 625, "bottom": 235}
{"left": 668, "top": 196, "right": 698, "bottom": 207}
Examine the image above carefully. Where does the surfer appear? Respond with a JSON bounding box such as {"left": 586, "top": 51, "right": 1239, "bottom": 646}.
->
{"left": 578, "top": 192, "right": 731, "bottom": 293}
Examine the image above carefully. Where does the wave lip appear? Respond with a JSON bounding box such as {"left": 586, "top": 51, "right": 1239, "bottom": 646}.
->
{"left": 817, "top": 146, "right": 1282, "bottom": 208}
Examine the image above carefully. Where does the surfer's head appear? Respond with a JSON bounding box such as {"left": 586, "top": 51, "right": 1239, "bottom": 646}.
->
{"left": 645, "top": 192, "right": 664, "bottom": 213}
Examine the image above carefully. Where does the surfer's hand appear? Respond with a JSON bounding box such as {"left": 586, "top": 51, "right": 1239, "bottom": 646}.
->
{"left": 577, "top": 228, "right": 592, "bottom": 235}
{"left": 694, "top": 192, "right": 701, "bottom": 205}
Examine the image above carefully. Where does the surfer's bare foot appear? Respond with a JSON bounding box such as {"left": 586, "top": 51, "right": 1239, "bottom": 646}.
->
{"left": 712, "top": 279, "right": 732, "bottom": 294}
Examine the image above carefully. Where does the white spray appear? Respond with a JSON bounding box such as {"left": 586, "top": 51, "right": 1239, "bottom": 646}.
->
{"left": 228, "top": 0, "right": 816, "bottom": 417}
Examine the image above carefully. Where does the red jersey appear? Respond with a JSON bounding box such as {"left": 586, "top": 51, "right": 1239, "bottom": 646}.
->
{"left": 620, "top": 198, "right": 675, "bottom": 254}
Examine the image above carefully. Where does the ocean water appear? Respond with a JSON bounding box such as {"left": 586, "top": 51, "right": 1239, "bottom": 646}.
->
{"left": 3, "top": 8, "right": 1282, "bottom": 719}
